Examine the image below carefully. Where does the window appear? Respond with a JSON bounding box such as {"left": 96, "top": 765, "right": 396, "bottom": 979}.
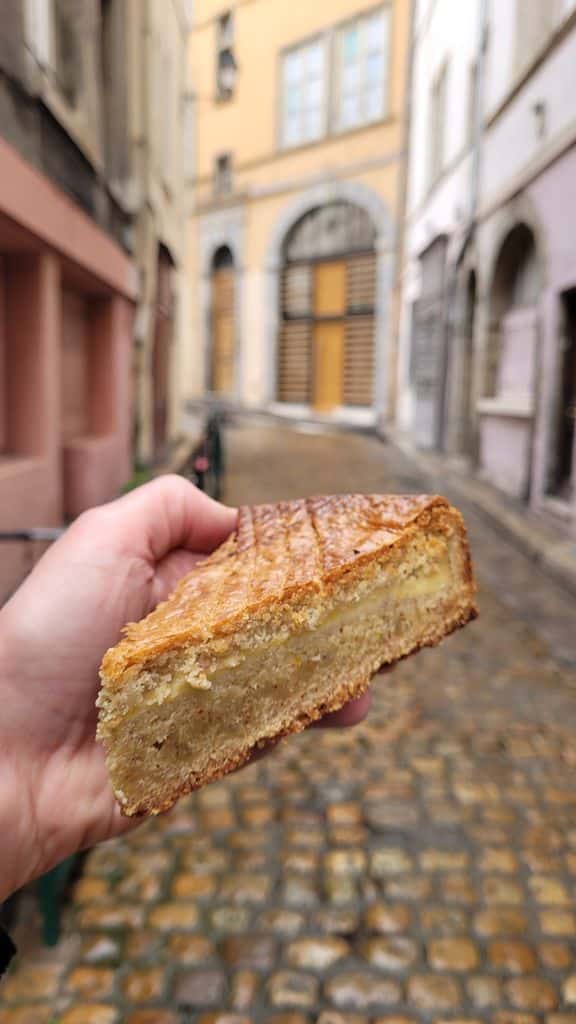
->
{"left": 334, "top": 7, "right": 390, "bottom": 133}
{"left": 53, "top": 0, "right": 81, "bottom": 106}
{"left": 429, "top": 63, "right": 448, "bottom": 186}
{"left": 216, "top": 11, "right": 236, "bottom": 99}
{"left": 281, "top": 38, "right": 326, "bottom": 149}
{"left": 214, "top": 153, "right": 232, "bottom": 196}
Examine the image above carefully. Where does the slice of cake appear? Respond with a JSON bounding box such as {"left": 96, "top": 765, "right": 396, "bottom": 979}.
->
{"left": 97, "top": 494, "right": 477, "bottom": 816}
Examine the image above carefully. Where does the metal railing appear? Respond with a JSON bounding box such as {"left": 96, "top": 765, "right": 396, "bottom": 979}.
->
{"left": 0, "top": 528, "right": 65, "bottom": 542}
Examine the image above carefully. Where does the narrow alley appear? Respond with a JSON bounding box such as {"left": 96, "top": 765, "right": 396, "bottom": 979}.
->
{"left": 3, "top": 422, "right": 576, "bottom": 1024}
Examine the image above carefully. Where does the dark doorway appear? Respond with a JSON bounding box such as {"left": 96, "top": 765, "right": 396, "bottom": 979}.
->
{"left": 152, "top": 248, "right": 174, "bottom": 464}
{"left": 548, "top": 288, "right": 576, "bottom": 500}
{"left": 210, "top": 245, "right": 236, "bottom": 396}
{"left": 460, "top": 269, "right": 477, "bottom": 456}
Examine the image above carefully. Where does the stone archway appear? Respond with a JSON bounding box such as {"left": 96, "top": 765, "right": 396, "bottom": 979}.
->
{"left": 264, "top": 181, "right": 394, "bottom": 418}
{"left": 479, "top": 222, "right": 542, "bottom": 500}
{"left": 485, "top": 223, "right": 541, "bottom": 398}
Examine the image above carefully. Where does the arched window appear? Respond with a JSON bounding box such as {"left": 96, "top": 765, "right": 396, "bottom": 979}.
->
{"left": 210, "top": 245, "right": 235, "bottom": 395}
{"left": 277, "top": 202, "right": 377, "bottom": 411}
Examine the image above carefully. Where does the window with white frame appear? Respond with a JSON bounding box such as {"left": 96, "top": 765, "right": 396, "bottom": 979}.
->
{"left": 429, "top": 62, "right": 448, "bottom": 185}
{"left": 216, "top": 11, "right": 236, "bottom": 99}
{"left": 334, "top": 7, "right": 390, "bottom": 133}
{"left": 281, "top": 38, "right": 326, "bottom": 149}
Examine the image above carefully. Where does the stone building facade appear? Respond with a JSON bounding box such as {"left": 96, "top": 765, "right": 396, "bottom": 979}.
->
{"left": 397, "top": 0, "right": 576, "bottom": 539}
{"left": 185, "top": 0, "right": 411, "bottom": 426}
{"left": 0, "top": 0, "right": 191, "bottom": 601}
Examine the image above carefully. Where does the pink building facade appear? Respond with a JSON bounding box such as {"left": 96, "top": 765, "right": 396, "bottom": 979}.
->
{"left": 0, "top": 138, "right": 137, "bottom": 602}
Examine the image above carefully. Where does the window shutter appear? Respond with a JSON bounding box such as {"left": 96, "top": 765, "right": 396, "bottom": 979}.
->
{"left": 278, "top": 322, "right": 312, "bottom": 403}
{"left": 343, "top": 315, "right": 374, "bottom": 406}
{"left": 347, "top": 252, "right": 377, "bottom": 311}
{"left": 281, "top": 265, "right": 313, "bottom": 318}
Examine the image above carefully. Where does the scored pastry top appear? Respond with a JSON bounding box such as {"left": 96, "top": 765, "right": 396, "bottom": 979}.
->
{"left": 101, "top": 493, "right": 453, "bottom": 680}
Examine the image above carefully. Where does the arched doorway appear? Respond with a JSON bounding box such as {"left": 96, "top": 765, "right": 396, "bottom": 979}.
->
{"left": 277, "top": 202, "right": 377, "bottom": 412}
{"left": 479, "top": 223, "right": 541, "bottom": 500}
{"left": 485, "top": 224, "right": 540, "bottom": 398}
{"left": 210, "top": 245, "right": 236, "bottom": 396}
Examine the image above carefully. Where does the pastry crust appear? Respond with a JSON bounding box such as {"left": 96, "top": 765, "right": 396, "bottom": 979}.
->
{"left": 98, "top": 494, "right": 477, "bottom": 815}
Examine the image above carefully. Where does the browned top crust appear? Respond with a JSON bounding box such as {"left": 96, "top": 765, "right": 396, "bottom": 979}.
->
{"left": 101, "top": 494, "right": 457, "bottom": 684}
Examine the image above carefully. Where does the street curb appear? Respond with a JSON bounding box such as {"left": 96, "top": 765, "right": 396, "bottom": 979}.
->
{"left": 384, "top": 430, "right": 576, "bottom": 599}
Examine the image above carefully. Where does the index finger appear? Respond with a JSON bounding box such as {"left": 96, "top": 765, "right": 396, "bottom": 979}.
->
{"left": 96, "top": 474, "right": 238, "bottom": 562}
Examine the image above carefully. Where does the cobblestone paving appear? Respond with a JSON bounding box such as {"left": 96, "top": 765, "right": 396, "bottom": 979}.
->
{"left": 3, "top": 422, "right": 576, "bottom": 1024}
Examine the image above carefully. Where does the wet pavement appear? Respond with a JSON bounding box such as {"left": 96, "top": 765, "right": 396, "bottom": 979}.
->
{"left": 3, "top": 420, "right": 576, "bottom": 1024}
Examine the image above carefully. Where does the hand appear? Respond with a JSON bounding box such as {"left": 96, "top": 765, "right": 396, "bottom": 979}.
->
{"left": 0, "top": 476, "right": 370, "bottom": 900}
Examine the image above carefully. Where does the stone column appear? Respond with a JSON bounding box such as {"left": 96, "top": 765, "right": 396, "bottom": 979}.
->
{"left": 5, "top": 250, "right": 62, "bottom": 519}
{"left": 89, "top": 293, "right": 134, "bottom": 489}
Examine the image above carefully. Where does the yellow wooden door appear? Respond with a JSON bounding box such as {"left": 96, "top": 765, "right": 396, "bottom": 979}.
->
{"left": 314, "top": 322, "right": 345, "bottom": 412}
{"left": 313, "top": 260, "right": 346, "bottom": 411}
{"left": 212, "top": 268, "right": 235, "bottom": 394}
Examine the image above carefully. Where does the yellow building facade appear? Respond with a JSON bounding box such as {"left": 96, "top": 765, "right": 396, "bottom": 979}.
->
{"left": 185, "top": 0, "right": 410, "bottom": 423}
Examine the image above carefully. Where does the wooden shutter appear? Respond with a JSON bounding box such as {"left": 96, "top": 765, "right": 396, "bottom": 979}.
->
{"left": 347, "top": 253, "right": 376, "bottom": 310}
{"left": 282, "top": 265, "right": 312, "bottom": 318}
{"left": 278, "top": 321, "right": 312, "bottom": 403}
{"left": 343, "top": 315, "right": 374, "bottom": 406}
{"left": 279, "top": 249, "right": 376, "bottom": 408}
{"left": 278, "top": 265, "right": 312, "bottom": 402}
{"left": 343, "top": 254, "right": 376, "bottom": 406}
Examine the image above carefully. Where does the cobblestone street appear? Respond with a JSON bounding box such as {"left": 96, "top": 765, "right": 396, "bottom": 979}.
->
{"left": 3, "top": 421, "right": 576, "bottom": 1024}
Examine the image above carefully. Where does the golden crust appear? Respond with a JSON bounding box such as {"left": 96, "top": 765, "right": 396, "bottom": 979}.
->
{"left": 101, "top": 493, "right": 466, "bottom": 686}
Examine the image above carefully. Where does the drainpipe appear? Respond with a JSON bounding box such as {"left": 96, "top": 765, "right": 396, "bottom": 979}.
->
{"left": 436, "top": 0, "right": 489, "bottom": 451}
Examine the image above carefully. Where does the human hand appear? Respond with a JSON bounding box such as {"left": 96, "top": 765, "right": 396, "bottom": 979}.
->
{"left": 0, "top": 476, "right": 370, "bottom": 899}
